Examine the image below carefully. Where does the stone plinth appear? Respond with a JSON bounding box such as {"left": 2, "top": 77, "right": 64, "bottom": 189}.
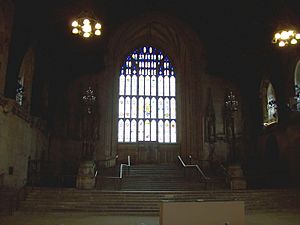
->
{"left": 76, "top": 160, "right": 96, "bottom": 189}
{"left": 228, "top": 164, "right": 247, "bottom": 190}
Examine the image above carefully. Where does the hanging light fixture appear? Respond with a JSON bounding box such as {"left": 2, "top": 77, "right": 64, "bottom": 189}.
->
{"left": 71, "top": 11, "right": 102, "bottom": 39}
{"left": 225, "top": 91, "right": 238, "bottom": 112}
{"left": 272, "top": 29, "right": 300, "bottom": 47}
{"left": 82, "top": 86, "right": 96, "bottom": 114}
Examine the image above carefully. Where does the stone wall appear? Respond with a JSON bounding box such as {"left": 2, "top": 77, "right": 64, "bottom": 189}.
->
{"left": 0, "top": 97, "right": 48, "bottom": 188}
{"left": 0, "top": 0, "right": 14, "bottom": 95}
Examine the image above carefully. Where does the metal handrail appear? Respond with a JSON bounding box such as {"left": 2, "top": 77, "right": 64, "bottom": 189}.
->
{"left": 178, "top": 155, "right": 209, "bottom": 180}
{"left": 119, "top": 155, "right": 131, "bottom": 178}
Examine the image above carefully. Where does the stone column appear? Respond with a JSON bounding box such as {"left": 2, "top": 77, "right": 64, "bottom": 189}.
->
{"left": 76, "top": 86, "right": 98, "bottom": 189}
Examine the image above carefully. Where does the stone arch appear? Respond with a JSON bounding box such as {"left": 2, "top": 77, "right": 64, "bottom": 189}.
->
{"left": 104, "top": 12, "right": 206, "bottom": 162}
{"left": 260, "top": 79, "right": 278, "bottom": 126}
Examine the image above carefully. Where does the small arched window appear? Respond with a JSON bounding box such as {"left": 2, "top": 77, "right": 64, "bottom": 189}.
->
{"left": 294, "top": 60, "right": 300, "bottom": 111}
{"left": 118, "top": 46, "right": 176, "bottom": 143}
{"left": 261, "top": 80, "right": 278, "bottom": 127}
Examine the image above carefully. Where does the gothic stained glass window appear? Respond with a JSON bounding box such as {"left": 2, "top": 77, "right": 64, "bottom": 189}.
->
{"left": 118, "top": 46, "right": 177, "bottom": 143}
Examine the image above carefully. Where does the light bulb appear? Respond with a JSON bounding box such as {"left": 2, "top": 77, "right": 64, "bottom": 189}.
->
{"left": 72, "top": 28, "right": 79, "bottom": 34}
{"left": 274, "top": 33, "right": 281, "bottom": 39}
{"left": 291, "top": 39, "right": 297, "bottom": 45}
{"left": 83, "top": 32, "right": 90, "bottom": 38}
{"left": 83, "top": 18, "right": 90, "bottom": 25}
{"left": 72, "top": 20, "right": 78, "bottom": 27}
{"left": 281, "top": 31, "right": 289, "bottom": 40}
{"left": 95, "top": 30, "right": 101, "bottom": 36}
{"left": 95, "top": 23, "right": 101, "bottom": 29}
{"left": 279, "top": 41, "right": 285, "bottom": 47}
{"left": 82, "top": 24, "right": 92, "bottom": 33}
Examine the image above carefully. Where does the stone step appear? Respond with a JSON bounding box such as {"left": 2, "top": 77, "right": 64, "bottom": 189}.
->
{"left": 100, "top": 163, "right": 226, "bottom": 191}
{"left": 18, "top": 187, "right": 300, "bottom": 215}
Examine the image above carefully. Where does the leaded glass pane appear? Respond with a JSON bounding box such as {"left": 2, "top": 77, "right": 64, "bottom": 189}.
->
{"left": 158, "top": 97, "right": 164, "bottom": 119}
{"left": 145, "top": 75, "right": 150, "bottom": 96}
{"left": 151, "top": 97, "right": 156, "bottom": 118}
{"left": 151, "top": 120, "right": 157, "bottom": 141}
{"left": 124, "top": 119, "right": 130, "bottom": 142}
{"left": 139, "top": 76, "right": 144, "bottom": 95}
{"left": 158, "top": 120, "right": 164, "bottom": 143}
{"left": 145, "top": 97, "right": 151, "bottom": 118}
{"left": 138, "top": 97, "right": 144, "bottom": 118}
{"left": 125, "top": 97, "right": 130, "bottom": 118}
{"left": 126, "top": 75, "right": 131, "bottom": 95}
{"left": 170, "top": 76, "right": 175, "bottom": 96}
{"left": 164, "top": 98, "right": 170, "bottom": 119}
{"left": 132, "top": 75, "right": 137, "bottom": 95}
{"left": 131, "top": 120, "right": 137, "bottom": 142}
{"left": 118, "top": 119, "right": 124, "bottom": 142}
{"left": 171, "top": 120, "right": 176, "bottom": 143}
{"left": 138, "top": 120, "right": 144, "bottom": 141}
{"left": 131, "top": 97, "right": 137, "bottom": 118}
{"left": 119, "top": 97, "right": 124, "bottom": 118}
{"left": 164, "top": 76, "right": 169, "bottom": 96}
{"left": 145, "top": 120, "right": 150, "bottom": 141}
{"left": 171, "top": 98, "right": 176, "bottom": 119}
{"left": 151, "top": 76, "right": 156, "bottom": 96}
{"left": 165, "top": 120, "right": 170, "bottom": 143}
{"left": 158, "top": 76, "right": 163, "bottom": 96}
{"left": 119, "top": 75, "right": 125, "bottom": 95}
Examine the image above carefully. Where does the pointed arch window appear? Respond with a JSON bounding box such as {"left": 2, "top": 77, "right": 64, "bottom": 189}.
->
{"left": 118, "top": 46, "right": 177, "bottom": 143}
{"left": 294, "top": 60, "right": 300, "bottom": 111}
{"left": 261, "top": 80, "right": 278, "bottom": 127}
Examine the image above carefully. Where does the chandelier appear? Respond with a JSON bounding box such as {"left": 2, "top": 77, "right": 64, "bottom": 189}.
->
{"left": 82, "top": 86, "right": 96, "bottom": 114}
{"left": 272, "top": 29, "right": 300, "bottom": 47}
{"left": 225, "top": 91, "right": 238, "bottom": 112}
{"left": 71, "top": 11, "right": 102, "bottom": 38}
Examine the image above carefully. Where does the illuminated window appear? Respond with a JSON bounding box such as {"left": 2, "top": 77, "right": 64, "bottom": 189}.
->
{"left": 16, "top": 76, "right": 24, "bottom": 106}
{"left": 294, "top": 60, "right": 300, "bottom": 111}
{"left": 261, "top": 80, "right": 278, "bottom": 127}
{"left": 118, "top": 46, "right": 176, "bottom": 143}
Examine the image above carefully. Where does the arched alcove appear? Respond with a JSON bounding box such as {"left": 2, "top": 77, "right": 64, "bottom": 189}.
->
{"left": 260, "top": 79, "right": 278, "bottom": 127}
{"left": 105, "top": 13, "right": 206, "bottom": 163}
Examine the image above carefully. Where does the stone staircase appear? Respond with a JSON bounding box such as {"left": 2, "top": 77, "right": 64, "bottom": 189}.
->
{"left": 100, "top": 163, "right": 227, "bottom": 191}
{"left": 18, "top": 187, "right": 300, "bottom": 215}
{"left": 11, "top": 163, "right": 300, "bottom": 216}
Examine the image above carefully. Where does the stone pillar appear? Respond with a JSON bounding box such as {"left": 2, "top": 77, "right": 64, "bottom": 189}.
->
{"left": 76, "top": 86, "right": 99, "bottom": 189}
